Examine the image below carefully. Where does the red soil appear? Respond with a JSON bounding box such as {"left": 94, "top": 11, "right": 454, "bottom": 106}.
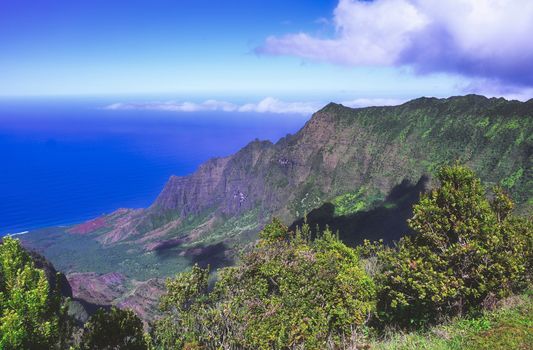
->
{"left": 68, "top": 217, "right": 107, "bottom": 235}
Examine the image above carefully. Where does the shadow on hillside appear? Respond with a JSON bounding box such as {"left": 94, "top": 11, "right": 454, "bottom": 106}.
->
{"left": 289, "top": 176, "right": 429, "bottom": 247}
{"left": 155, "top": 242, "right": 234, "bottom": 270}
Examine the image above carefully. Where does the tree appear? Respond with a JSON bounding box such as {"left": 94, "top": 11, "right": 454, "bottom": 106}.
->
{"left": 153, "top": 264, "right": 210, "bottom": 350}
{"left": 154, "top": 221, "right": 375, "bottom": 349}
{"left": 375, "top": 165, "right": 532, "bottom": 328}
{"left": 79, "top": 307, "right": 148, "bottom": 350}
{"left": 0, "top": 237, "right": 67, "bottom": 349}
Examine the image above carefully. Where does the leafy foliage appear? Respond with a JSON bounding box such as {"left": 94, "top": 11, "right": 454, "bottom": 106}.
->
{"left": 373, "top": 165, "right": 532, "bottom": 328}
{"left": 332, "top": 187, "right": 383, "bottom": 216}
{"left": 79, "top": 307, "right": 148, "bottom": 350}
{"left": 154, "top": 221, "right": 375, "bottom": 349}
{"left": 152, "top": 264, "right": 210, "bottom": 350}
{"left": 258, "top": 217, "right": 290, "bottom": 242}
{"left": 0, "top": 237, "right": 68, "bottom": 349}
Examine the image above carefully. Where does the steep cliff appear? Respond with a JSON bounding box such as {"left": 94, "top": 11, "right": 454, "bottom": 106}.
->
{"left": 91, "top": 95, "right": 532, "bottom": 249}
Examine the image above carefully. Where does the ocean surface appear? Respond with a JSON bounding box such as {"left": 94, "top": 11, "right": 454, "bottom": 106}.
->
{"left": 0, "top": 98, "right": 309, "bottom": 235}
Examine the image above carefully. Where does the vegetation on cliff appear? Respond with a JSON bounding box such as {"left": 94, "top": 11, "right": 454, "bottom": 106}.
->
{"left": 139, "top": 95, "right": 532, "bottom": 247}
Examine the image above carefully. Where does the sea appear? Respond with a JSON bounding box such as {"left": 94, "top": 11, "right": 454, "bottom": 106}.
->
{"left": 0, "top": 97, "right": 309, "bottom": 235}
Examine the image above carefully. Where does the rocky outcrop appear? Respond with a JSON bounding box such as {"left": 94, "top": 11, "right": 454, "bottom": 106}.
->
{"left": 24, "top": 249, "right": 99, "bottom": 325}
{"left": 29, "top": 250, "right": 73, "bottom": 298}
{"left": 64, "top": 271, "right": 168, "bottom": 323}
{"left": 67, "top": 272, "right": 127, "bottom": 306}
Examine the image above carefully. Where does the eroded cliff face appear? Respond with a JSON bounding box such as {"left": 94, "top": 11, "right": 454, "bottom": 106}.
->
{"left": 120, "top": 95, "right": 532, "bottom": 250}
{"left": 67, "top": 272, "right": 165, "bottom": 324}
{"left": 128, "top": 107, "right": 408, "bottom": 244}
{"left": 151, "top": 156, "right": 232, "bottom": 216}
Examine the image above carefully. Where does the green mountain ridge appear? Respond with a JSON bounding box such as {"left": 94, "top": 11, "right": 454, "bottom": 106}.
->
{"left": 138, "top": 94, "right": 531, "bottom": 240}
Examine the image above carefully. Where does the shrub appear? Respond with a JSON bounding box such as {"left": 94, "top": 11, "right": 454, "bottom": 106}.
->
{"left": 153, "top": 264, "right": 210, "bottom": 350}
{"left": 79, "top": 306, "right": 148, "bottom": 350}
{"left": 154, "top": 221, "right": 375, "bottom": 349}
{"left": 374, "top": 165, "right": 532, "bottom": 328}
{"left": 0, "top": 237, "right": 68, "bottom": 350}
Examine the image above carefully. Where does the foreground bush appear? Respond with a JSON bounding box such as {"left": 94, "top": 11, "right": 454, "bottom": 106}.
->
{"left": 79, "top": 306, "right": 148, "bottom": 350}
{"left": 374, "top": 165, "right": 532, "bottom": 328}
{"left": 154, "top": 219, "right": 375, "bottom": 349}
{"left": 0, "top": 237, "right": 68, "bottom": 349}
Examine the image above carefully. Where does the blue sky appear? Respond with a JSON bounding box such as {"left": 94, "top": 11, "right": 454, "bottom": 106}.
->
{"left": 1, "top": 0, "right": 532, "bottom": 104}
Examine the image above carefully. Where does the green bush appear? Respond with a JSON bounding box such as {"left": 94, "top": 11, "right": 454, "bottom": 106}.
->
{"left": 79, "top": 307, "right": 148, "bottom": 350}
{"left": 154, "top": 220, "right": 375, "bottom": 349}
{"left": 0, "top": 237, "right": 68, "bottom": 349}
{"left": 152, "top": 264, "right": 210, "bottom": 350}
{"left": 374, "top": 165, "right": 532, "bottom": 328}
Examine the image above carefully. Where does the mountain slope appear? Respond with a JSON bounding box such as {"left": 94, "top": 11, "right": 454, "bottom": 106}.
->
{"left": 101, "top": 95, "right": 532, "bottom": 247}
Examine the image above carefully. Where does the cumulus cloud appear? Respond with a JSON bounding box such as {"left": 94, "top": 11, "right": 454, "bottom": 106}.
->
{"left": 104, "top": 98, "right": 322, "bottom": 115}
{"left": 257, "top": 0, "right": 533, "bottom": 88}
{"left": 104, "top": 97, "right": 404, "bottom": 115}
{"left": 340, "top": 97, "right": 407, "bottom": 108}
{"left": 238, "top": 97, "right": 321, "bottom": 115}
{"left": 104, "top": 100, "right": 239, "bottom": 113}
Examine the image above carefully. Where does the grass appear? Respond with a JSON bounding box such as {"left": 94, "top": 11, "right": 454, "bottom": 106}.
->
{"left": 371, "top": 292, "right": 533, "bottom": 350}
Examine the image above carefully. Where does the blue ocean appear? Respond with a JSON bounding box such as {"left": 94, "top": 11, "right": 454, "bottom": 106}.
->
{"left": 0, "top": 98, "right": 308, "bottom": 235}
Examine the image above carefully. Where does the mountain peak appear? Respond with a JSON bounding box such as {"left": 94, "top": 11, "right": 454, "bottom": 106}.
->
{"left": 323, "top": 102, "right": 342, "bottom": 109}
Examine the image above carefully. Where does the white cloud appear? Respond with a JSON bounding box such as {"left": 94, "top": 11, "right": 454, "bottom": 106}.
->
{"left": 104, "top": 100, "right": 239, "bottom": 113}
{"left": 238, "top": 97, "right": 321, "bottom": 115}
{"left": 340, "top": 97, "right": 407, "bottom": 108}
{"left": 258, "top": 0, "right": 533, "bottom": 89}
{"left": 259, "top": 0, "right": 428, "bottom": 66}
{"left": 104, "top": 98, "right": 322, "bottom": 115}
{"left": 104, "top": 97, "right": 408, "bottom": 116}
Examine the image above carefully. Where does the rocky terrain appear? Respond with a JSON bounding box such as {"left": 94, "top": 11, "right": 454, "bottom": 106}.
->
{"left": 22, "top": 95, "right": 533, "bottom": 322}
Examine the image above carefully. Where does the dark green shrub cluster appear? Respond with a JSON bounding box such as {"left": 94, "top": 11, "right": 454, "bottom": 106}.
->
{"left": 372, "top": 165, "right": 532, "bottom": 328}
{"left": 154, "top": 220, "right": 375, "bottom": 349}
{"left": 79, "top": 307, "right": 148, "bottom": 350}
